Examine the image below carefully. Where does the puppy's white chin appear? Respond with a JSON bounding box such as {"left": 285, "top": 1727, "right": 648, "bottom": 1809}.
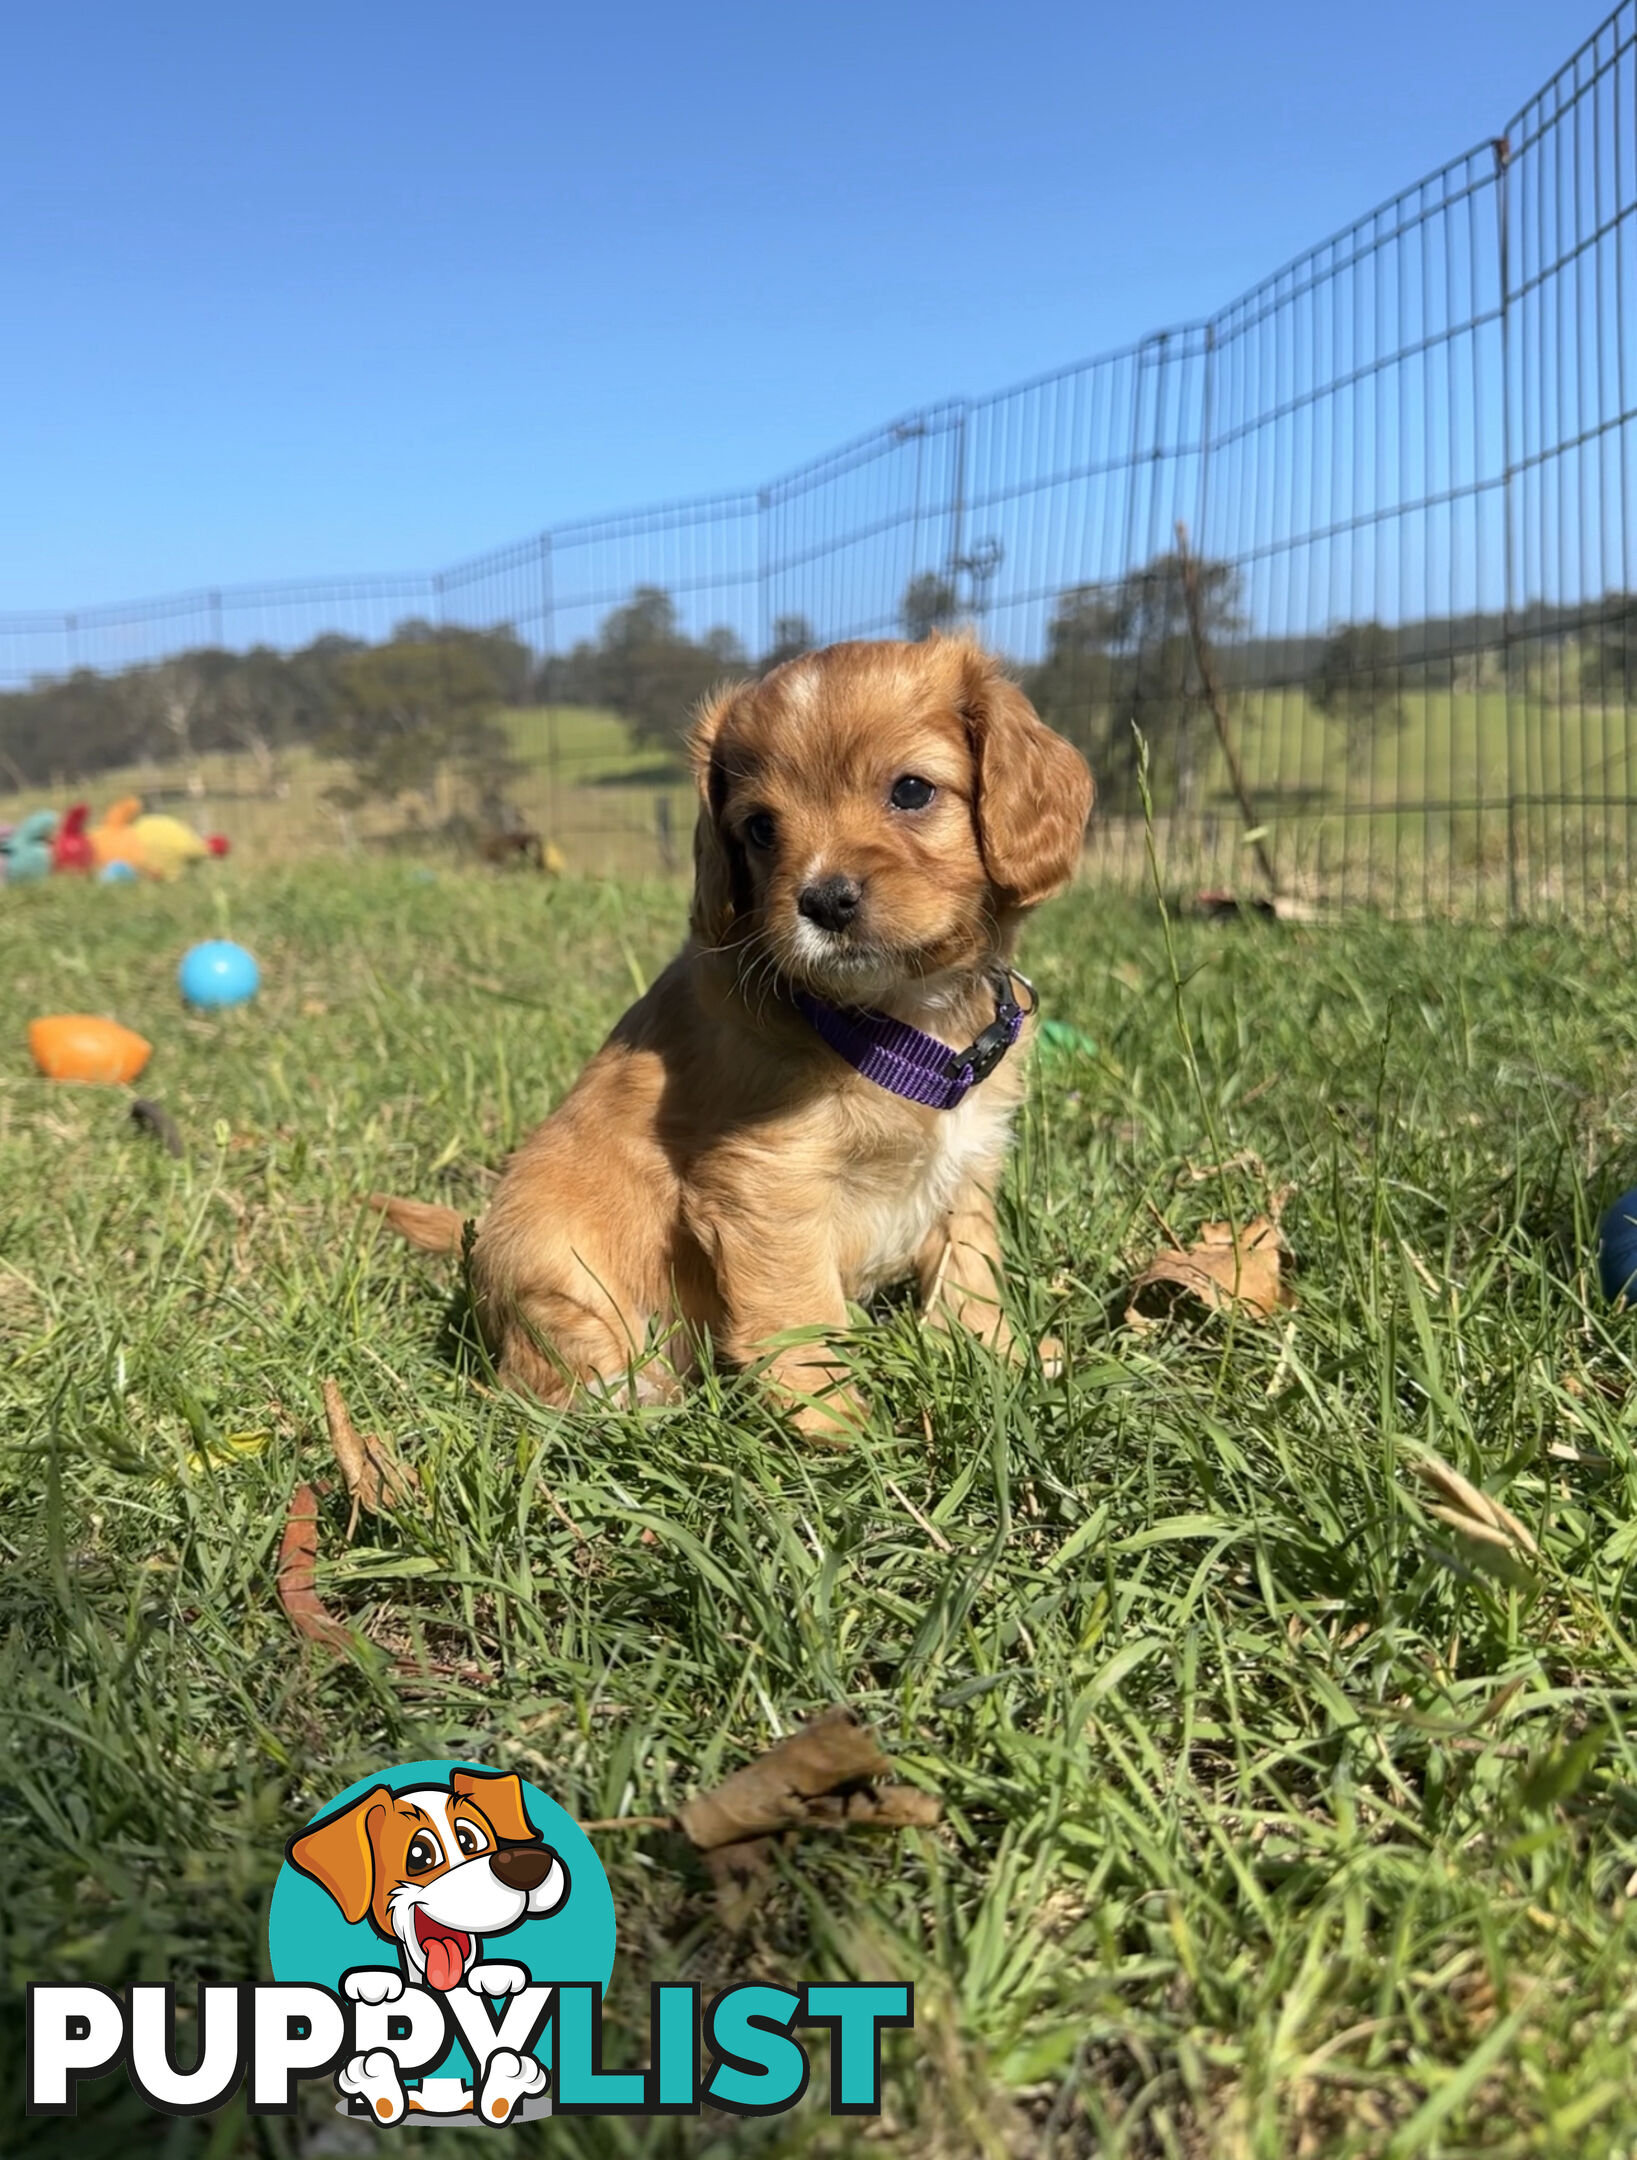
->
{"left": 770, "top": 914, "right": 993, "bottom": 1010}
{"left": 781, "top": 938, "right": 903, "bottom": 1006}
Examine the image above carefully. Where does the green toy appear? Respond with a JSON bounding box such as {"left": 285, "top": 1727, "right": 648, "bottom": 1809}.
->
{"left": 2, "top": 810, "right": 59, "bottom": 882}
{"left": 1038, "top": 1018, "right": 1098, "bottom": 1057}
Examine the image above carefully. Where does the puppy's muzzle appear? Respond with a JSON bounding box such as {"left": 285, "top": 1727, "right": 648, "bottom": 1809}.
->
{"left": 489, "top": 1845, "right": 558, "bottom": 1893}
{"left": 798, "top": 874, "right": 864, "bottom": 933}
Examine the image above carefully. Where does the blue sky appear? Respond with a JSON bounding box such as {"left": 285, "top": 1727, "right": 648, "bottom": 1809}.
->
{"left": 0, "top": 0, "right": 1592, "bottom": 611}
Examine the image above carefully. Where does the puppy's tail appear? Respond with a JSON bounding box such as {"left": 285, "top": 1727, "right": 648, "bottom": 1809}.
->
{"left": 366, "top": 1192, "right": 470, "bottom": 1255}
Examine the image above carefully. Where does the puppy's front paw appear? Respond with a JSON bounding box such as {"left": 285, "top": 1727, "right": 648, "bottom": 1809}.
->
{"left": 1036, "top": 1333, "right": 1065, "bottom": 1379}
{"left": 478, "top": 2047, "right": 548, "bottom": 2123}
{"left": 787, "top": 1379, "right": 867, "bottom": 1446}
{"left": 343, "top": 1968, "right": 405, "bottom": 2005}
{"left": 467, "top": 1961, "right": 529, "bottom": 1997}
{"left": 339, "top": 2048, "right": 407, "bottom": 2123}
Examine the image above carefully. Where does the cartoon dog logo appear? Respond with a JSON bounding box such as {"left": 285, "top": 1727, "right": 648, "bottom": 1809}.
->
{"left": 286, "top": 1767, "right": 569, "bottom": 2121}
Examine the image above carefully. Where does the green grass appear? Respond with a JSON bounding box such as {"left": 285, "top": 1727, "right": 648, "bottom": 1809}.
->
{"left": 10, "top": 685, "right": 1637, "bottom": 907}
{"left": 0, "top": 704, "right": 692, "bottom": 881}
{"left": 8, "top": 864, "right": 1637, "bottom": 2154}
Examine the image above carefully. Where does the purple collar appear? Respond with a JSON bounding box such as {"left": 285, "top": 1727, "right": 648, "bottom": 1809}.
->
{"left": 794, "top": 971, "right": 1035, "bottom": 1110}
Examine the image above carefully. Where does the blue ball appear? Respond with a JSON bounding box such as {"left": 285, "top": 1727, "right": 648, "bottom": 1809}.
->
{"left": 98, "top": 861, "right": 138, "bottom": 884}
{"left": 179, "top": 939, "right": 260, "bottom": 1010}
{"left": 1598, "top": 1187, "right": 1637, "bottom": 1303}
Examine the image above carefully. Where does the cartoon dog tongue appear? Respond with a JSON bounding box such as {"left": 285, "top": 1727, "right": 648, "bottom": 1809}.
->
{"left": 415, "top": 1911, "right": 472, "bottom": 1991}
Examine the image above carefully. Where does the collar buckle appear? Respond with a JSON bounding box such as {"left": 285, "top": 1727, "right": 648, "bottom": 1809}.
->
{"left": 950, "top": 971, "right": 1032, "bottom": 1087}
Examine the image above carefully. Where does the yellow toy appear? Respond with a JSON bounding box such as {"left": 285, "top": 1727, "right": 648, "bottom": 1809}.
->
{"left": 131, "top": 814, "right": 209, "bottom": 880}
{"left": 87, "top": 798, "right": 215, "bottom": 880}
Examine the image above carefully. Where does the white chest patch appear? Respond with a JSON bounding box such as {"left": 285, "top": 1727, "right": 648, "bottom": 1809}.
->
{"left": 836, "top": 1083, "right": 1017, "bottom": 1299}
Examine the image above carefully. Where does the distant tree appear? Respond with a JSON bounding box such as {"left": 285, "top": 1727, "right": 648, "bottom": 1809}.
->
{"left": 901, "top": 573, "right": 960, "bottom": 642}
{"left": 1310, "top": 621, "right": 1404, "bottom": 763}
{"left": 546, "top": 586, "right": 749, "bottom": 750}
{"left": 391, "top": 617, "right": 533, "bottom": 704}
{"left": 322, "top": 627, "right": 519, "bottom": 811}
{"left": 123, "top": 653, "right": 227, "bottom": 767}
{"left": 1026, "top": 551, "right": 1242, "bottom": 807}
{"left": 762, "top": 614, "right": 816, "bottom": 671}
{"left": 0, "top": 669, "right": 134, "bottom": 786}
{"left": 1582, "top": 597, "right": 1637, "bottom": 703}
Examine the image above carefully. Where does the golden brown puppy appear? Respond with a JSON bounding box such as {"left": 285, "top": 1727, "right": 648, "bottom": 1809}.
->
{"left": 373, "top": 633, "right": 1092, "bottom": 1435}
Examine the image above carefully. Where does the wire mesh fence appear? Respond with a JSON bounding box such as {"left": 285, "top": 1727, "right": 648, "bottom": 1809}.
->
{"left": 5, "top": 2, "right": 1637, "bottom": 915}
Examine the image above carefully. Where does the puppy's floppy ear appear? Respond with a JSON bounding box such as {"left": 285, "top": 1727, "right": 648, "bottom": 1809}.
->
{"left": 451, "top": 1768, "right": 539, "bottom": 1846}
{"left": 688, "top": 683, "right": 751, "bottom": 947}
{"left": 957, "top": 642, "right": 1094, "bottom": 908}
{"left": 287, "top": 1786, "right": 390, "bottom": 1925}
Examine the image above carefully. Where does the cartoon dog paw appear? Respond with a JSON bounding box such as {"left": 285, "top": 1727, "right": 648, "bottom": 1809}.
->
{"left": 467, "top": 1961, "right": 529, "bottom": 1996}
{"left": 477, "top": 2047, "right": 548, "bottom": 2124}
{"left": 339, "top": 2048, "right": 408, "bottom": 2124}
{"left": 343, "top": 1967, "right": 405, "bottom": 2005}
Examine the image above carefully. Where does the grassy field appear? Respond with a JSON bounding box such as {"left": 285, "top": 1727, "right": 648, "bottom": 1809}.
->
{"left": 0, "top": 704, "right": 695, "bottom": 882}
{"left": 8, "top": 683, "right": 1637, "bottom": 912}
{"left": 9, "top": 865, "right": 1637, "bottom": 2154}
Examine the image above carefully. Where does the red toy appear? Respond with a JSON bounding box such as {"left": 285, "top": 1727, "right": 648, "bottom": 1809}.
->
{"left": 206, "top": 834, "right": 230, "bottom": 858}
{"left": 53, "top": 804, "right": 94, "bottom": 874}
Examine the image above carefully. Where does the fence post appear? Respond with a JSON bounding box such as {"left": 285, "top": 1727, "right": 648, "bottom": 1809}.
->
{"left": 757, "top": 488, "right": 771, "bottom": 663}
{"left": 945, "top": 401, "right": 969, "bottom": 610}
{"left": 538, "top": 532, "right": 559, "bottom": 837}
{"left": 655, "top": 793, "right": 676, "bottom": 875}
{"left": 1495, "top": 133, "right": 1522, "bottom": 924}
{"left": 1507, "top": 793, "right": 1521, "bottom": 922}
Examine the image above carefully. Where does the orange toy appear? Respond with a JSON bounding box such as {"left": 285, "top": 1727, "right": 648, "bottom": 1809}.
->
{"left": 90, "top": 796, "right": 146, "bottom": 872}
{"left": 28, "top": 1015, "right": 152, "bottom": 1084}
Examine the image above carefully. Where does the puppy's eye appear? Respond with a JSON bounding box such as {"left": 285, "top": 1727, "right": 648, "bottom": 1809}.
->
{"left": 454, "top": 1820, "right": 485, "bottom": 1857}
{"left": 744, "top": 811, "right": 777, "bottom": 850}
{"left": 407, "top": 1833, "right": 443, "bottom": 1875}
{"left": 889, "top": 775, "right": 936, "bottom": 811}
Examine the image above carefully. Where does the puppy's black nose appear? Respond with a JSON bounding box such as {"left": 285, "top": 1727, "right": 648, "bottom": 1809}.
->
{"left": 798, "top": 875, "right": 863, "bottom": 932}
{"left": 490, "top": 1845, "right": 556, "bottom": 1892}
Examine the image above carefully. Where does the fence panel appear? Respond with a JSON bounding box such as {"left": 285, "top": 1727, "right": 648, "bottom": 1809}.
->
{"left": 4, "top": 4, "right": 1636, "bottom": 912}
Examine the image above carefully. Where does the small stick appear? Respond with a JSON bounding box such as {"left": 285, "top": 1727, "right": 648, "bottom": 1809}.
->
{"left": 1175, "top": 521, "right": 1279, "bottom": 898}
{"left": 884, "top": 1478, "right": 953, "bottom": 1554}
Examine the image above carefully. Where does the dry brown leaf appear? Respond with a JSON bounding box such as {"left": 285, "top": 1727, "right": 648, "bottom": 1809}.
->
{"left": 275, "top": 1483, "right": 355, "bottom": 1653}
{"left": 676, "top": 1708, "right": 940, "bottom": 1925}
{"left": 323, "top": 1378, "right": 419, "bottom": 1530}
{"left": 574, "top": 1707, "right": 940, "bottom": 1923}
{"left": 1126, "top": 1215, "right": 1292, "bottom": 1327}
{"left": 678, "top": 1706, "right": 901, "bottom": 1850}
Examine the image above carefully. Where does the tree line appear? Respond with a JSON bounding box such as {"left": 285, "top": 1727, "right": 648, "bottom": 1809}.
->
{"left": 2, "top": 562, "right": 1630, "bottom": 811}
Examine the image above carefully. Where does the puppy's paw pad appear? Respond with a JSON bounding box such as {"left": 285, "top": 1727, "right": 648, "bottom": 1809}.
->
{"left": 467, "top": 1961, "right": 529, "bottom": 1996}
{"left": 342, "top": 1968, "right": 405, "bottom": 2005}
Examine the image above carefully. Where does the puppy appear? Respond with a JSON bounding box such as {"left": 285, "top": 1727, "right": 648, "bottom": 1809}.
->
{"left": 372, "top": 633, "right": 1092, "bottom": 1435}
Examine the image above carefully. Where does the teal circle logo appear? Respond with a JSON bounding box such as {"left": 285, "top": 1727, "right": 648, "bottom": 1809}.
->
{"left": 267, "top": 1759, "right": 615, "bottom": 2124}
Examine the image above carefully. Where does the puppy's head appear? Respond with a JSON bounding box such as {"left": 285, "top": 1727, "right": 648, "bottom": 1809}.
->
{"left": 690, "top": 635, "right": 1092, "bottom": 1002}
{"left": 286, "top": 1770, "right": 568, "bottom": 1992}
